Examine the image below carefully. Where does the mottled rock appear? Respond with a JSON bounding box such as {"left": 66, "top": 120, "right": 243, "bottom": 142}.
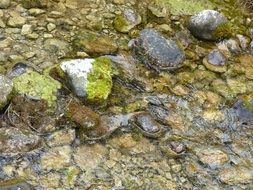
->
{"left": 0, "top": 180, "right": 33, "bottom": 190}
{"left": 46, "top": 129, "right": 76, "bottom": 147}
{"left": 74, "top": 144, "right": 108, "bottom": 171}
{"left": 0, "top": 0, "right": 10, "bottom": 9}
{"left": 188, "top": 10, "right": 230, "bottom": 41}
{"left": 0, "top": 75, "right": 13, "bottom": 110}
{"left": 131, "top": 29, "right": 185, "bottom": 71}
{"left": 44, "top": 38, "right": 71, "bottom": 54}
{"left": 218, "top": 167, "right": 253, "bottom": 185}
{"left": 195, "top": 147, "right": 229, "bottom": 168}
{"left": 203, "top": 49, "right": 227, "bottom": 73}
{"left": 0, "top": 127, "right": 41, "bottom": 155}
{"left": 148, "top": 0, "right": 167, "bottom": 18}
{"left": 113, "top": 9, "right": 141, "bottom": 33}
{"left": 60, "top": 57, "right": 113, "bottom": 101}
{"left": 41, "top": 146, "right": 72, "bottom": 170}
{"left": 7, "top": 12, "right": 26, "bottom": 28}
{"left": 73, "top": 31, "right": 118, "bottom": 56}
{"left": 22, "top": 0, "right": 48, "bottom": 9}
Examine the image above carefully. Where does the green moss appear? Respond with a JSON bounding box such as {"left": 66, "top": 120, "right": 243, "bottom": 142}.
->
{"left": 13, "top": 70, "right": 61, "bottom": 107}
{"left": 161, "top": 0, "right": 214, "bottom": 15}
{"left": 86, "top": 57, "right": 113, "bottom": 102}
{"left": 113, "top": 15, "right": 128, "bottom": 32}
{"left": 213, "top": 22, "right": 233, "bottom": 40}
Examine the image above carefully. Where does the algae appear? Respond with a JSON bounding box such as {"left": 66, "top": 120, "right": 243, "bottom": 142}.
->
{"left": 13, "top": 70, "right": 61, "bottom": 106}
{"left": 160, "top": 0, "right": 214, "bottom": 15}
{"left": 86, "top": 57, "right": 113, "bottom": 102}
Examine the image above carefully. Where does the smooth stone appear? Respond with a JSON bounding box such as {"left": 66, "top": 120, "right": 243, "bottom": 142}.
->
{"left": 0, "top": 127, "right": 41, "bottom": 155}
{"left": 0, "top": 75, "right": 13, "bottom": 110}
{"left": 0, "top": 0, "right": 10, "bottom": 9}
{"left": 203, "top": 50, "right": 227, "bottom": 73}
{"left": 131, "top": 28, "right": 185, "bottom": 71}
{"left": 188, "top": 10, "right": 228, "bottom": 41}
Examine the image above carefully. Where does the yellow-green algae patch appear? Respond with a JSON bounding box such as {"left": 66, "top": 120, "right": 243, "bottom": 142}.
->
{"left": 13, "top": 70, "right": 61, "bottom": 107}
{"left": 160, "top": 0, "right": 214, "bottom": 15}
{"left": 86, "top": 57, "right": 113, "bottom": 102}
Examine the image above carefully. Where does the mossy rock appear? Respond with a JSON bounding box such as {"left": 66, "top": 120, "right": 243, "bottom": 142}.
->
{"left": 13, "top": 70, "right": 61, "bottom": 107}
{"left": 86, "top": 57, "right": 113, "bottom": 102}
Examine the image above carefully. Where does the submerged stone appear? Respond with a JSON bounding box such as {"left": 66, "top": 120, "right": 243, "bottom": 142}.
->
{"left": 131, "top": 28, "right": 185, "bottom": 71}
{"left": 73, "top": 31, "right": 118, "bottom": 56}
{"left": 113, "top": 9, "right": 141, "bottom": 33}
{"left": 0, "top": 75, "right": 13, "bottom": 111}
{"left": 203, "top": 50, "right": 227, "bottom": 73}
{"left": 60, "top": 57, "right": 113, "bottom": 102}
{"left": 12, "top": 70, "right": 61, "bottom": 107}
{"left": 0, "top": 127, "right": 41, "bottom": 155}
{"left": 188, "top": 10, "right": 230, "bottom": 41}
{"left": 130, "top": 112, "right": 163, "bottom": 138}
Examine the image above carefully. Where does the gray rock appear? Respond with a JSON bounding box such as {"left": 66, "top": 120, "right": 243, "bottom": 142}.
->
{"left": 188, "top": 10, "right": 228, "bottom": 41}
{"left": 131, "top": 28, "right": 185, "bottom": 71}
{"left": 113, "top": 9, "right": 141, "bottom": 33}
{"left": 0, "top": 127, "right": 41, "bottom": 155}
{"left": 207, "top": 49, "right": 227, "bottom": 66}
{"left": 0, "top": 0, "right": 10, "bottom": 9}
{"left": 7, "top": 12, "right": 26, "bottom": 28}
{"left": 0, "top": 75, "right": 13, "bottom": 110}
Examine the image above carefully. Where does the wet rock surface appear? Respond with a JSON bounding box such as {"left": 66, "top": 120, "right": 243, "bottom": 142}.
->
{"left": 0, "top": 0, "right": 252, "bottom": 189}
{"left": 131, "top": 28, "right": 185, "bottom": 71}
{"left": 0, "top": 75, "right": 13, "bottom": 110}
{"left": 188, "top": 10, "right": 229, "bottom": 40}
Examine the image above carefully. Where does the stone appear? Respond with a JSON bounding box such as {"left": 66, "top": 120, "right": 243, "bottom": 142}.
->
{"left": 44, "top": 38, "right": 71, "bottom": 54}
{"left": 218, "top": 167, "right": 253, "bottom": 185}
{"left": 41, "top": 146, "right": 72, "bottom": 170}
{"left": 0, "top": 127, "right": 41, "bottom": 155}
{"left": 148, "top": 0, "right": 167, "bottom": 18}
{"left": 203, "top": 49, "right": 227, "bottom": 73}
{"left": 22, "top": 0, "right": 48, "bottom": 9}
{"left": 0, "top": 0, "right": 10, "bottom": 9}
{"left": 7, "top": 12, "right": 26, "bottom": 28}
{"left": 73, "top": 31, "right": 118, "bottom": 56}
{"left": 74, "top": 144, "right": 108, "bottom": 171}
{"left": 12, "top": 70, "right": 61, "bottom": 107}
{"left": 21, "top": 24, "right": 33, "bottom": 35}
{"left": 60, "top": 57, "right": 113, "bottom": 101}
{"left": 188, "top": 10, "right": 230, "bottom": 41}
{"left": 195, "top": 147, "right": 229, "bottom": 168}
{"left": 47, "top": 23, "right": 56, "bottom": 32}
{"left": 113, "top": 9, "right": 141, "bottom": 33}
{"left": 46, "top": 129, "right": 76, "bottom": 147}
{"left": 0, "top": 75, "right": 13, "bottom": 110}
{"left": 131, "top": 28, "right": 185, "bottom": 71}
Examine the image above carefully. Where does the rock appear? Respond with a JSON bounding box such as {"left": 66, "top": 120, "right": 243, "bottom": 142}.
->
{"left": 44, "top": 38, "right": 71, "bottom": 54}
{"left": 0, "top": 0, "right": 10, "bottom": 9}
{"left": 131, "top": 28, "right": 185, "bottom": 71}
{"left": 41, "top": 146, "right": 72, "bottom": 170}
{"left": 73, "top": 31, "right": 118, "bottom": 56}
{"left": 22, "top": 0, "right": 48, "bottom": 9}
{"left": 227, "top": 78, "right": 247, "bottom": 95}
{"left": 0, "top": 127, "right": 41, "bottom": 155}
{"left": 66, "top": 101, "right": 100, "bottom": 130}
{"left": 203, "top": 50, "right": 227, "bottom": 73}
{"left": 0, "top": 75, "right": 13, "bottom": 111}
{"left": 160, "top": 140, "right": 186, "bottom": 157}
{"left": 74, "top": 144, "right": 108, "bottom": 171}
{"left": 7, "top": 62, "right": 29, "bottom": 78}
{"left": 21, "top": 24, "right": 33, "bottom": 35}
{"left": 12, "top": 70, "right": 61, "bottom": 107}
{"left": 46, "top": 129, "right": 76, "bottom": 147}
{"left": 195, "top": 147, "right": 229, "bottom": 168}
{"left": 188, "top": 10, "right": 231, "bottom": 41}
{"left": 60, "top": 57, "right": 113, "bottom": 101}
{"left": 129, "top": 112, "right": 164, "bottom": 138}
{"left": 218, "top": 166, "right": 253, "bottom": 185}
{"left": 7, "top": 12, "right": 26, "bottom": 28}
{"left": 0, "top": 180, "right": 33, "bottom": 190}
{"left": 236, "top": 34, "right": 250, "bottom": 51}
{"left": 113, "top": 9, "right": 141, "bottom": 33}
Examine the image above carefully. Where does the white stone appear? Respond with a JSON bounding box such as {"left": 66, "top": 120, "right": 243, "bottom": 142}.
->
{"left": 21, "top": 24, "right": 33, "bottom": 35}
{"left": 60, "top": 59, "right": 94, "bottom": 97}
